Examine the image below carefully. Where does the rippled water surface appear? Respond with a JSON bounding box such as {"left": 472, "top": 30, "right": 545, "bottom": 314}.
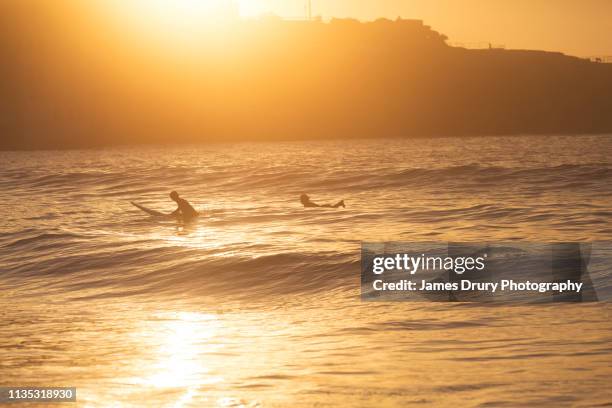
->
{"left": 1, "top": 136, "right": 611, "bottom": 407}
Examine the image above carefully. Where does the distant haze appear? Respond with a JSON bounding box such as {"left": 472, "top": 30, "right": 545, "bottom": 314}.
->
{"left": 1, "top": 1, "right": 612, "bottom": 149}
{"left": 256, "top": 0, "right": 612, "bottom": 57}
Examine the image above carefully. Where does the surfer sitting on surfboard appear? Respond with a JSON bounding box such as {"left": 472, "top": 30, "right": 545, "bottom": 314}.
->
{"left": 130, "top": 191, "right": 199, "bottom": 221}
{"left": 300, "top": 193, "right": 345, "bottom": 208}
{"left": 170, "top": 191, "right": 199, "bottom": 221}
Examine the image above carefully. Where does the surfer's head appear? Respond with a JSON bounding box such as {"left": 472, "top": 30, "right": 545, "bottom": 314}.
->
{"left": 300, "top": 193, "right": 309, "bottom": 204}
{"left": 170, "top": 191, "right": 179, "bottom": 202}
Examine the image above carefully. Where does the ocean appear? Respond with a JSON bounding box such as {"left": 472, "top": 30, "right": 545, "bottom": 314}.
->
{"left": 0, "top": 135, "right": 611, "bottom": 407}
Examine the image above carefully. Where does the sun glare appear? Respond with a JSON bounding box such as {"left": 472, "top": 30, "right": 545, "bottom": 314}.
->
{"left": 100, "top": 0, "right": 265, "bottom": 51}
{"left": 141, "top": 0, "right": 238, "bottom": 23}
{"left": 110, "top": 0, "right": 263, "bottom": 26}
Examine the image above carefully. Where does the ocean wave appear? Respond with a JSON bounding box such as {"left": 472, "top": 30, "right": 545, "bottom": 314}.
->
{"left": 1, "top": 137, "right": 611, "bottom": 301}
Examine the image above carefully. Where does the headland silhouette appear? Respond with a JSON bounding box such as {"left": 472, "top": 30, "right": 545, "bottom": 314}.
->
{"left": 2, "top": 10, "right": 612, "bottom": 150}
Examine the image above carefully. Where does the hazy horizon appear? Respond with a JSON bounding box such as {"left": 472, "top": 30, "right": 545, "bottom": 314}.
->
{"left": 3, "top": 1, "right": 612, "bottom": 150}
{"left": 245, "top": 0, "right": 612, "bottom": 57}
{"left": 3, "top": 1, "right": 612, "bottom": 56}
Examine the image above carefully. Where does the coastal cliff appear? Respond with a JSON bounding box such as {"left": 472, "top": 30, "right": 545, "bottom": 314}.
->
{"left": 1, "top": 11, "right": 611, "bottom": 149}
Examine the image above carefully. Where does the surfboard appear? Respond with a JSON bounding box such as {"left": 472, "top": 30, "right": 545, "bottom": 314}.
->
{"left": 131, "top": 201, "right": 171, "bottom": 217}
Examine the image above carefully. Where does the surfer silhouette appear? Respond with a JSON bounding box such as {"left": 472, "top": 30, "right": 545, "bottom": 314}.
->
{"left": 300, "top": 193, "right": 345, "bottom": 208}
{"left": 170, "top": 191, "right": 199, "bottom": 221}
{"left": 130, "top": 191, "right": 199, "bottom": 221}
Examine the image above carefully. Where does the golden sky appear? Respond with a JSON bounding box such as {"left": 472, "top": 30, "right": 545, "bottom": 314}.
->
{"left": 4, "top": 1, "right": 610, "bottom": 57}
{"left": 2, "top": 0, "right": 611, "bottom": 148}
{"left": 244, "top": 0, "right": 612, "bottom": 56}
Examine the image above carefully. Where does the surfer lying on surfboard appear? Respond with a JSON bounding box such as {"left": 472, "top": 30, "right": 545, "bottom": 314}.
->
{"left": 300, "top": 193, "right": 345, "bottom": 208}
{"left": 131, "top": 191, "right": 199, "bottom": 222}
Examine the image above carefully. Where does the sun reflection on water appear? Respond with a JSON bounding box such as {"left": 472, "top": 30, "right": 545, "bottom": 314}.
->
{"left": 134, "top": 312, "right": 224, "bottom": 406}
